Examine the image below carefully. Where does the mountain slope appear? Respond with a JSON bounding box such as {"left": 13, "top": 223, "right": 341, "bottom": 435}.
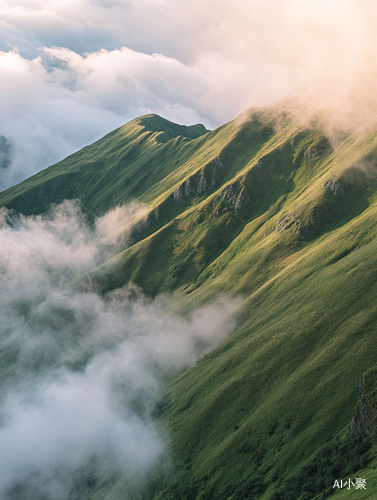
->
{"left": 0, "top": 114, "right": 209, "bottom": 217}
{"left": 2, "top": 108, "right": 377, "bottom": 499}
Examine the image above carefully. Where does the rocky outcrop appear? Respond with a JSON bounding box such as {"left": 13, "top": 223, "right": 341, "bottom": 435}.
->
{"left": 305, "top": 146, "right": 319, "bottom": 158}
{"left": 174, "top": 175, "right": 204, "bottom": 201}
{"left": 214, "top": 156, "right": 223, "bottom": 168}
{"left": 219, "top": 184, "right": 237, "bottom": 203}
{"left": 235, "top": 187, "right": 247, "bottom": 212}
{"left": 173, "top": 179, "right": 190, "bottom": 201}
{"left": 130, "top": 155, "right": 227, "bottom": 244}
{"left": 174, "top": 156, "right": 225, "bottom": 202}
{"left": 350, "top": 383, "right": 376, "bottom": 435}
{"left": 197, "top": 174, "right": 207, "bottom": 193}
{"left": 322, "top": 177, "right": 344, "bottom": 195}
{"left": 350, "top": 369, "right": 377, "bottom": 435}
{"left": 220, "top": 182, "right": 249, "bottom": 214}
{"left": 211, "top": 156, "right": 224, "bottom": 187}
{"left": 275, "top": 213, "right": 300, "bottom": 234}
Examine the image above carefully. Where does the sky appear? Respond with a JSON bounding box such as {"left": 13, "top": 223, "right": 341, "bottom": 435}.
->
{"left": 1, "top": 0, "right": 377, "bottom": 189}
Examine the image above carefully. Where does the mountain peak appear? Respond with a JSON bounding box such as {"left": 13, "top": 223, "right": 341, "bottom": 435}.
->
{"left": 135, "top": 114, "right": 209, "bottom": 141}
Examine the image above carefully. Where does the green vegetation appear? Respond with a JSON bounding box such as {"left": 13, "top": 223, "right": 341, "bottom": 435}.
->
{"left": 270, "top": 432, "right": 371, "bottom": 500}
{"left": 3, "top": 106, "right": 377, "bottom": 499}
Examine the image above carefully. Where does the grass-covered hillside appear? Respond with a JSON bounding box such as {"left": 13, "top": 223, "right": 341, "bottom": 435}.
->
{"left": 2, "top": 106, "right": 377, "bottom": 499}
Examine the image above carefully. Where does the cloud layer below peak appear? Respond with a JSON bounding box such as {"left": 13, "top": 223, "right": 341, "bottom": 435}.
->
{"left": 0, "top": 201, "right": 240, "bottom": 499}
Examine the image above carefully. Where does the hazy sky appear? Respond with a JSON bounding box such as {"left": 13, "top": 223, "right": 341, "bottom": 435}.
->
{"left": 1, "top": 0, "right": 377, "bottom": 188}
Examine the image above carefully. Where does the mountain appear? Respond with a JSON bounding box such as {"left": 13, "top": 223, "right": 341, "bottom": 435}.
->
{"left": 2, "top": 106, "right": 377, "bottom": 499}
{"left": 0, "top": 115, "right": 208, "bottom": 218}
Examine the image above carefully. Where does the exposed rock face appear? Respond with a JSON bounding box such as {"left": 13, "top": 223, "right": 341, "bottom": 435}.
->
{"left": 197, "top": 174, "right": 207, "bottom": 193}
{"left": 256, "top": 157, "right": 264, "bottom": 168}
{"left": 174, "top": 175, "right": 203, "bottom": 201}
{"left": 235, "top": 187, "right": 247, "bottom": 212}
{"left": 275, "top": 213, "right": 300, "bottom": 234}
{"left": 350, "top": 382, "right": 377, "bottom": 435}
{"left": 132, "top": 155, "right": 227, "bottom": 243}
{"left": 186, "top": 178, "right": 194, "bottom": 197}
{"left": 220, "top": 182, "right": 249, "bottom": 214}
{"left": 173, "top": 183, "right": 184, "bottom": 202}
{"left": 305, "top": 146, "right": 319, "bottom": 158}
{"left": 214, "top": 156, "right": 223, "bottom": 168}
{"left": 219, "top": 184, "right": 237, "bottom": 203}
{"left": 174, "top": 178, "right": 190, "bottom": 201}
{"left": 174, "top": 155, "right": 224, "bottom": 202}
{"left": 211, "top": 156, "right": 224, "bottom": 187}
{"left": 323, "top": 177, "right": 344, "bottom": 195}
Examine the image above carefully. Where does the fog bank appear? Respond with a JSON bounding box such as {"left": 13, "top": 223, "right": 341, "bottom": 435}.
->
{"left": 0, "top": 201, "right": 240, "bottom": 499}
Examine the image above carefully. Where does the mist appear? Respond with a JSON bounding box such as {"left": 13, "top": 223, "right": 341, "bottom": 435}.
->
{"left": 2, "top": 0, "right": 377, "bottom": 189}
{"left": 0, "top": 201, "right": 240, "bottom": 499}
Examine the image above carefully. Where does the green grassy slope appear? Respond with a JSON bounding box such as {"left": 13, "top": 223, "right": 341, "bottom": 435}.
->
{"left": 2, "top": 107, "right": 377, "bottom": 499}
{"left": 0, "top": 115, "right": 209, "bottom": 217}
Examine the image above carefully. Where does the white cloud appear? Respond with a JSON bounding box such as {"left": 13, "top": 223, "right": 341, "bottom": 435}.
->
{"left": 0, "top": 201, "right": 240, "bottom": 498}
{"left": 1, "top": 0, "right": 377, "bottom": 189}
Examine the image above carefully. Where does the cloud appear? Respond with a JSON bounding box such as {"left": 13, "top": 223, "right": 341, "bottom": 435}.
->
{"left": 1, "top": 1, "right": 377, "bottom": 189}
{"left": 0, "top": 39, "right": 288, "bottom": 190}
{"left": 95, "top": 202, "right": 147, "bottom": 246}
{"left": 0, "top": 49, "right": 127, "bottom": 190}
{"left": 0, "top": 200, "right": 240, "bottom": 499}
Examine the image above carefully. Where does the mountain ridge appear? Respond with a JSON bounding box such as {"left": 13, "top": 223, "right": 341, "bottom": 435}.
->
{"left": 0, "top": 114, "right": 210, "bottom": 218}
{"left": 2, "top": 106, "right": 377, "bottom": 499}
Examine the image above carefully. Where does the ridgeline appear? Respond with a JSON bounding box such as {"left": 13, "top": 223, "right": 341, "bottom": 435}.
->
{"left": 2, "top": 106, "right": 377, "bottom": 499}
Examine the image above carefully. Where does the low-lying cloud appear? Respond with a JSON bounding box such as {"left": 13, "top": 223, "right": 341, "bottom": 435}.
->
{"left": 0, "top": 201, "right": 240, "bottom": 499}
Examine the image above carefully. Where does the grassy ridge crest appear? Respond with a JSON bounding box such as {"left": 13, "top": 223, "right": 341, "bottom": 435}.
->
{"left": 2, "top": 107, "right": 377, "bottom": 499}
